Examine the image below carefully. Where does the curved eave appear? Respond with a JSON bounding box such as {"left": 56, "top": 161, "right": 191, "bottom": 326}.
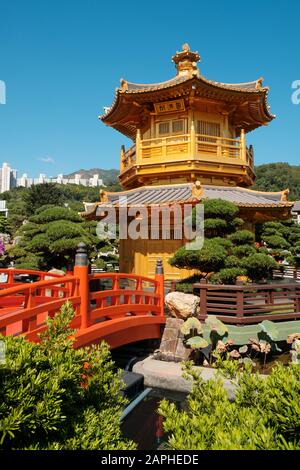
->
{"left": 100, "top": 75, "right": 274, "bottom": 139}
{"left": 80, "top": 185, "right": 292, "bottom": 221}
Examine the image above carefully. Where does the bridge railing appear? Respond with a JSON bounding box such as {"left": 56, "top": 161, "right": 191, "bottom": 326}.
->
{"left": 0, "top": 244, "right": 165, "bottom": 346}
{"left": 0, "top": 276, "right": 80, "bottom": 337}
{"left": 89, "top": 273, "right": 162, "bottom": 323}
{"left": 0, "top": 268, "right": 67, "bottom": 289}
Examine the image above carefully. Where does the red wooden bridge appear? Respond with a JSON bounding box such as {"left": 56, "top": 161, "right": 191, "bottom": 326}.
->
{"left": 0, "top": 244, "right": 165, "bottom": 349}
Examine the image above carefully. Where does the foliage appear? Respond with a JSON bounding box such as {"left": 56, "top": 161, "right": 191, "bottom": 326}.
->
{"left": 0, "top": 216, "right": 13, "bottom": 236}
{"left": 171, "top": 199, "right": 278, "bottom": 285}
{"left": 244, "top": 253, "right": 278, "bottom": 282}
{"left": 159, "top": 361, "right": 300, "bottom": 449}
{"left": 24, "top": 183, "right": 66, "bottom": 216}
{"left": 8, "top": 205, "right": 101, "bottom": 270}
{"left": 173, "top": 275, "right": 202, "bottom": 294}
{"left": 263, "top": 235, "right": 290, "bottom": 250}
{"left": 259, "top": 219, "right": 300, "bottom": 267}
{"left": 210, "top": 267, "right": 247, "bottom": 285}
{"left": 1, "top": 180, "right": 121, "bottom": 237}
{"left": 228, "top": 230, "right": 255, "bottom": 245}
{"left": 170, "top": 238, "right": 227, "bottom": 273}
{"left": 253, "top": 162, "right": 300, "bottom": 201}
{"left": 0, "top": 302, "right": 135, "bottom": 450}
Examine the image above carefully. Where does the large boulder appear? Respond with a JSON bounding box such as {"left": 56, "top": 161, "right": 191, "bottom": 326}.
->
{"left": 165, "top": 291, "right": 200, "bottom": 320}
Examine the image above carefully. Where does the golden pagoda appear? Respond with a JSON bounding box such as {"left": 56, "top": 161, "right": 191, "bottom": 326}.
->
{"left": 83, "top": 45, "right": 293, "bottom": 280}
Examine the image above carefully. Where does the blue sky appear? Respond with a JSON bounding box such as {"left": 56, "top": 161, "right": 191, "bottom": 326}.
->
{"left": 0, "top": 0, "right": 299, "bottom": 177}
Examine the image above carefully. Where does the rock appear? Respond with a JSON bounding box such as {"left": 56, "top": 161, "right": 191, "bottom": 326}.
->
{"left": 158, "top": 318, "right": 191, "bottom": 362}
{"left": 165, "top": 291, "right": 200, "bottom": 319}
{"left": 46, "top": 268, "right": 66, "bottom": 277}
{"left": 45, "top": 269, "right": 66, "bottom": 297}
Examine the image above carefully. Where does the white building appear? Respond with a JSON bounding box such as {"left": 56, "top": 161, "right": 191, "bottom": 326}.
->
{"left": 15, "top": 170, "right": 105, "bottom": 188}
{"left": 292, "top": 201, "right": 300, "bottom": 225}
{"left": 0, "top": 163, "right": 17, "bottom": 193}
{"left": 0, "top": 200, "right": 8, "bottom": 217}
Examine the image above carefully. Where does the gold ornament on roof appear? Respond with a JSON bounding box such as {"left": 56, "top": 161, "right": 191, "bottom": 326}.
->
{"left": 182, "top": 43, "right": 190, "bottom": 52}
{"left": 99, "top": 190, "right": 109, "bottom": 203}
{"left": 281, "top": 188, "right": 289, "bottom": 202}
{"left": 192, "top": 180, "right": 204, "bottom": 200}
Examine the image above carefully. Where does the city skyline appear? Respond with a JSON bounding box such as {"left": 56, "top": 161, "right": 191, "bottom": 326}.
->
{"left": 0, "top": 161, "right": 104, "bottom": 193}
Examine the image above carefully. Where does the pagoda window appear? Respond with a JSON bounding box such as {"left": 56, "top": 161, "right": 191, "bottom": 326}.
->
{"left": 172, "top": 119, "right": 184, "bottom": 133}
{"left": 197, "top": 120, "right": 221, "bottom": 142}
{"left": 158, "top": 119, "right": 185, "bottom": 136}
{"left": 158, "top": 122, "right": 170, "bottom": 135}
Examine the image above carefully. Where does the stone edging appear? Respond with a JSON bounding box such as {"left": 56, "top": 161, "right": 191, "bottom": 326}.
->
{"left": 132, "top": 356, "right": 236, "bottom": 399}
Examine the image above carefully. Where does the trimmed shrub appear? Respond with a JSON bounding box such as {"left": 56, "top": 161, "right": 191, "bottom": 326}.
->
{"left": 0, "top": 302, "right": 135, "bottom": 450}
{"left": 159, "top": 362, "right": 300, "bottom": 449}
{"left": 210, "top": 267, "right": 247, "bottom": 285}
{"left": 229, "top": 230, "right": 255, "bottom": 246}
{"left": 244, "top": 253, "right": 278, "bottom": 282}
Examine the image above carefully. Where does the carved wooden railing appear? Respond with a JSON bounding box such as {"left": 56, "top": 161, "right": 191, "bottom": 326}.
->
{"left": 120, "top": 130, "right": 254, "bottom": 171}
{"left": 192, "top": 280, "right": 300, "bottom": 325}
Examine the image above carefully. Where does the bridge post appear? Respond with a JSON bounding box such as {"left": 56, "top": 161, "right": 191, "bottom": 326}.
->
{"left": 74, "top": 243, "right": 90, "bottom": 329}
{"left": 155, "top": 259, "right": 165, "bottom": 317}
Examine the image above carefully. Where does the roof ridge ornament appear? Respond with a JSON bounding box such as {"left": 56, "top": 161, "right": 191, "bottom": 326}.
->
{"left": 192, "top": 180, "right": 204, "bottom": 200}
{"left": 281, "top": 188, "right": 289, "bottom": 202}
{"left": 256, "top": 77, "right": 264, "bottom": 89}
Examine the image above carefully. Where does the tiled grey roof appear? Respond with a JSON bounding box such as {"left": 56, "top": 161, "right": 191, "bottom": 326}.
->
{"left": 125, "top": 75, "right": 189, "bottom": 92}
{"left": 292, "top": 201, "right": 300, "bottom": 212}
{"left": 122, "top": 76, "right": 262, "bottom": 94}
{"left": 81, "top": 184, "right": 291, "bottom": 218}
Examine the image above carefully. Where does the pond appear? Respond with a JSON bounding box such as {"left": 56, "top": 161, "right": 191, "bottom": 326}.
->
{"left": 121, "top": 388, "right": 186, "bottom": 450}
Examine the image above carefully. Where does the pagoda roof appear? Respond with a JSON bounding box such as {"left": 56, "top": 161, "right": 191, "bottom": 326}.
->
{"left": 100, "top": 46, "right": 275, "bottom": 139}
{"left": 82, "top": 183, "right": 292, "bottom": 219}
{"left": 292, "top": 201, "right": 300, "bottom": 212}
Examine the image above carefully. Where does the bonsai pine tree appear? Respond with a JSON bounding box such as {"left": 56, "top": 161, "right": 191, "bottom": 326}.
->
{"left": 0, "top": 302, "right": 135, "bottom": 450}
{"left": 170, "top": 199, "right": 277, "bottom": 285}
{"left": 8, "top": 205, "right": 100, "bottom": 270}
{"left": 260, "top": 219, "right": 300, "bottom": 267}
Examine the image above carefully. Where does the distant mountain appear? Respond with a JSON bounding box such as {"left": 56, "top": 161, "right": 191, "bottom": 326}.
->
{"left": 64, "top": 163, "right": 300, "bottom": 200}
{"left": 65, "top": 168, "right": 119, "bottom": 185}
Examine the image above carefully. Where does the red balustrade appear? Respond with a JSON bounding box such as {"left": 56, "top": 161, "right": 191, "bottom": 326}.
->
{"left": 0, "top": 251, "right": 165, "bottom": 349}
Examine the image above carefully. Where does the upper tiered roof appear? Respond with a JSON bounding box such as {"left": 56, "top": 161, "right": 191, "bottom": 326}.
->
{"left": 100, "top": 44, "right": 275, "bottom": 139}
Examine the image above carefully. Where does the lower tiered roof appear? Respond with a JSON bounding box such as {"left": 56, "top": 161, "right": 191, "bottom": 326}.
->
{"left": 82, "top": 183, "right": 293, "bottom": 219}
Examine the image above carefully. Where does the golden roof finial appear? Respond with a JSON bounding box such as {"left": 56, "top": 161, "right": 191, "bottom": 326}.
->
{"left": 172, "top": 44, "right": 200, "bottom": 77}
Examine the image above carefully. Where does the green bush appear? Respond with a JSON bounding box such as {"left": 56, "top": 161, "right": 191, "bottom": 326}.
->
{"left": 0, "top": 302, "right": 135, "bottom": 450}
{"left": 232, "top": 245, "right": 256, "bottom": 258}
{"left": 174, "top": 275, "right": 202, "bottom": 293}
{"left": 229, "top": 230, "right": 255, "bottom": 246}
{"left": 210, "top": 267, "right": 247, "bottom": 285}
{"left": 169, "top": 239, "right": 227, "bottom": 273}
{"left": 203, "top": 199, "right": 239, "bottom": 221}
{"left": 244, "top": 253, "right": 278, "bottom": 282}
{"left": 263, "top": 235, "right": 290, "bottom": 250}
{"left": 9, "top": 205, "right": 102, "bottom": 270}
{"left": 224, "top": 255, "right": 245, "bottom": 269}
{"left": 159, "top": 362, "right": 300, "bottom": 449}
{"left": 31, "top": 207, "right": 82, "bottom": 224}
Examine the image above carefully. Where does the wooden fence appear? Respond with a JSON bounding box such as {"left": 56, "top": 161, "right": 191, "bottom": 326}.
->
{"left": 192, "top": 280, "right": 300, "bottom": 325}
